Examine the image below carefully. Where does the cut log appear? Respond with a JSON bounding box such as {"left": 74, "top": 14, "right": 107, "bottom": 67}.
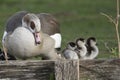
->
{"left": 0, "top": 59, "right": 120, "bottom": 80}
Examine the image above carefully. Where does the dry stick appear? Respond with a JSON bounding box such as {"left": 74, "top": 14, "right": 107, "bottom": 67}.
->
{"left": 2, "top": 44, "right": 8, "bottom": 63}
{"left": 116, "top": 0, "right": 120, "bottom": 57}
{"left": 104, "top": 42, "right": 112, "bottom": 53}
{"left": 100, "top": 13, "right": 116, "bottom": 24}
{"left": 100, "top": 0, "right": 120, "bottom": 58}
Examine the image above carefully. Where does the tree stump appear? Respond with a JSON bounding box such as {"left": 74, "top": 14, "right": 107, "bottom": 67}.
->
{"left": 55, "top": 60, "right": 79, "bottom": 80}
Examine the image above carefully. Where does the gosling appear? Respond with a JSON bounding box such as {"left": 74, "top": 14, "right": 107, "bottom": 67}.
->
{"left": 75, "top": 38, "right": 87, "bottom": 59}
{"left": 83, "top": 37, "right": 99, "bottom": 60}
{"left": 62, "top": 42, "right": 79, "bottom": 59}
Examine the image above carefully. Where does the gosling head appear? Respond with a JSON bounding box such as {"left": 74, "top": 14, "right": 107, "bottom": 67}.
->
{"left": 22, "top": 13, "right": 41, "bottom": 44}
{"left": 67, "top": 42, "right": 77, "bottom": 51}
{"left": 76, "top": 38, "right": 86, "bottom": 49}
{"left": 86, "top": 37, "right": 97, "bottom": 47}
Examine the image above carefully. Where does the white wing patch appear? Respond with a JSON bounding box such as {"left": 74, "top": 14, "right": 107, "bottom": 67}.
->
{"left": 50, "top": 33, "right": 62, "bottom": 48}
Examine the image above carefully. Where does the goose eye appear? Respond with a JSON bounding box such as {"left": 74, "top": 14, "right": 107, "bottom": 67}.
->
{"left": 30, "top": 21, "right": 35, "bottom": 30}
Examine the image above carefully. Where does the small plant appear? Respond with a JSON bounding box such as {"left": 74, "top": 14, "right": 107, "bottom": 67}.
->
{"left": 101, "top": 0, "right": 120, "bottom": 58}
{"left": 110, "top": 47, "right": 119, "bottom": 58}
{"left": 104, "top": 42, "right": 119, "bottom": 58}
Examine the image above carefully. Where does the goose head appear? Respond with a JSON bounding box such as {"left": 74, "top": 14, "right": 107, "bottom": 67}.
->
{"left": 22, "top": 13, "right": 41, "bottom": 44}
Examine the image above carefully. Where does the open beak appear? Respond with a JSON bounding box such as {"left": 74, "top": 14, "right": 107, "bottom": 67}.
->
{"left": 34, "top": 32, "right": 41, "bottom": 44}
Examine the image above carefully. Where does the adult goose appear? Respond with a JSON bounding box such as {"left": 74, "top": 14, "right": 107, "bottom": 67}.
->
{"left": 83, "top": 37, "right": 99, "bottom": 60}
{"left": 2, "top": 11, "right": 62, "bottom": 50}
{"left": 2, "top": 11, "right": 60, "bottom": 60}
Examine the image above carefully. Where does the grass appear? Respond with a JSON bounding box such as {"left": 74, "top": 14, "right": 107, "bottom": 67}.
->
{"left": 0, "top": 0, "right": 119, "bottom": 59}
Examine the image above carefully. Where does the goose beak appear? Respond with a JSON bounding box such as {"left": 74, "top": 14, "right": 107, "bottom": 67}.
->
{"left": 34, "top": 32, "right": 41, "bottom": 44}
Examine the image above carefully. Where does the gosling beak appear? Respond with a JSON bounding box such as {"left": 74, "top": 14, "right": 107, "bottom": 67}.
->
{"left": 34, "top": 32, "right": 41, "bottom": 44}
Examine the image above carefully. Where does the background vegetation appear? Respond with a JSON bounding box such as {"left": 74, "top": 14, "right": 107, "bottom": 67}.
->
{"left": 0, "top": 0, "right": 119, "bottom": 59}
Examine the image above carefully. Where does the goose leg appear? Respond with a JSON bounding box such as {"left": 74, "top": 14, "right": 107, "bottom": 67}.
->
{"left": 2, "top": 45, "right": 8, "bottom": 63}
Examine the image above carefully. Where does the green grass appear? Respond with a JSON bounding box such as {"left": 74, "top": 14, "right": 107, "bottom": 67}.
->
{"left": 0, "top": 0, "right": 119, "bottom": 58}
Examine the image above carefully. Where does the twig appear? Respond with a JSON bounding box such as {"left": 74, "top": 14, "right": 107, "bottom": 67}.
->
{"left": 101, "top": 0, "right": 120, "bottom": 58}
{"left": 104, "top": 42, "right": 112, "bottom": 53}
{"left": 116, "top": 0, "right": 120, "bottom": 57}
{"left": 100, "top": 12, "right": 116, "bottom": 25}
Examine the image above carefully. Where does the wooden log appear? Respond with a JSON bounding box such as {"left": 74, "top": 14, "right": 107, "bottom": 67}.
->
{"left": 79, "top": 59, "right": 120, "bottom": 80}
{"left": 55, "top": 60, "right": 79, "bottom": 80}
{"left": 0, "top": 60, "right": 54, "bottom": 80}
{"left": 0, "top": 59, "right": 120, "bottom": 80}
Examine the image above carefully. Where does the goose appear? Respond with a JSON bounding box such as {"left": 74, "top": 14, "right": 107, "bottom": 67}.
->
{"left": 75, "top": 38, "right": 87, "bottom": 59}
{"left": 63, "top": 42, "right": 79, "bottom": 59}
{"left": 83, "top": 37, "right": 99, "bottom": 60}
{"left": 2, "top": 12, "right": 60, "bottom": 60}
{"left": 2, "top": 11, "right": 62, "bottom": 51}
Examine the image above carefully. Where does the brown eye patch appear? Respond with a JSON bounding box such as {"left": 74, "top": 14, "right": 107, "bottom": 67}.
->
{"left": 30, "top": 21, "right": 35, "bottom": 30}
{"left": 24, "top": 15, "right": 30, "bottom": 25}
